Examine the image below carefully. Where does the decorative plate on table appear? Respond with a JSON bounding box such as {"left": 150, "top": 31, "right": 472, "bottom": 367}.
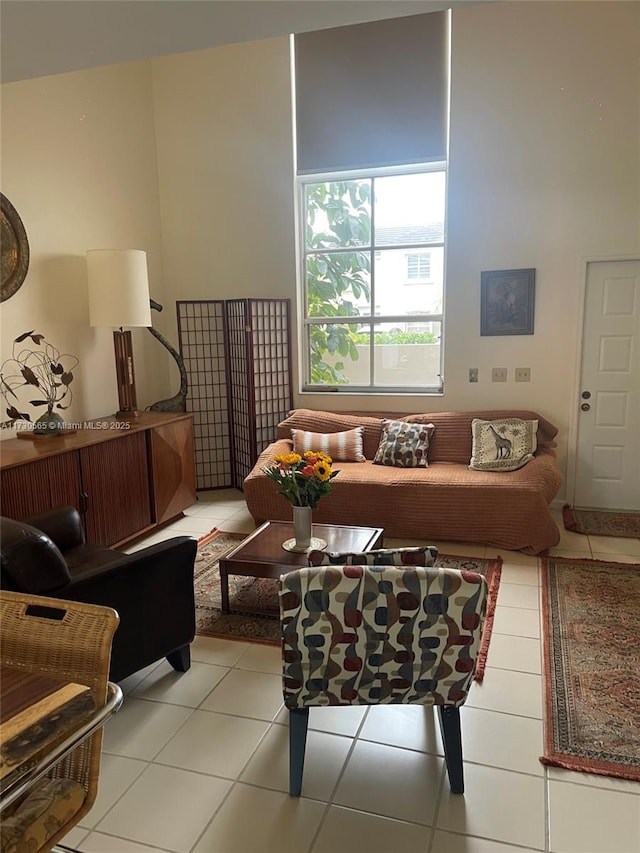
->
{"left": 1, "top": 193, "right": 30, "bottom": 303}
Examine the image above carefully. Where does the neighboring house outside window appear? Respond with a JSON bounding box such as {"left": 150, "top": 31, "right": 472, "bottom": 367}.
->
{"left": 407, "top": 252, "right": 432, "bottom": 281}
{"left": 299, "top": 165, "right": 445, "bottom": 393}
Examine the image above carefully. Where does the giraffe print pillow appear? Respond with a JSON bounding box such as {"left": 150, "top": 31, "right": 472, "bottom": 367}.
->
{"left": 469, "top": 417, "right": 538, "bottom": 472}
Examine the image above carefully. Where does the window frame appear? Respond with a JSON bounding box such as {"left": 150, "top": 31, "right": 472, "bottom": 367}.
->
{"left": 297, "top": 161, "right": 446, "bottom": 395}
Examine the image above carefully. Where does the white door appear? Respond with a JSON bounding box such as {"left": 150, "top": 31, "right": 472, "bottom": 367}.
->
{"left": 574, "top": 260, "right": 640, "bottom": 510}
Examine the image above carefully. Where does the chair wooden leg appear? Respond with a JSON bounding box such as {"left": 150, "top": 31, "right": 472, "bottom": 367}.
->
{"left": 289, "top": 708, "right": 310, "bottom": 797}
{"left": 166, "top": 644, "right": 191, "bottom": 673}
{"left": 438, "top": 705, "right": 464, "bottom": 794}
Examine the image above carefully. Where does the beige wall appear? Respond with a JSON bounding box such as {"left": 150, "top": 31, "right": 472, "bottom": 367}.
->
{"left": 1, "top": 2, "right": 638, "bottom": 496}
{"left": 0, "top": 60, "right": 167, "bottom": 432}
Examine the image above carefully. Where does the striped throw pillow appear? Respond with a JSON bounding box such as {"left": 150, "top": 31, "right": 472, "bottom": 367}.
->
{"left": 291, "top": 427, "right": 366, "bottom": 462}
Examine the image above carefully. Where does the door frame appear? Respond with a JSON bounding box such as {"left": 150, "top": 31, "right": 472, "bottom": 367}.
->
{"left": 566, "top": 252, "right": 640, "bottom": 507}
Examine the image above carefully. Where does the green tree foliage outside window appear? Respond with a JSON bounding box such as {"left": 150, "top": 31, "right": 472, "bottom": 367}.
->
{"left": 305, "top": 181, "right": 371, "bottom": 384}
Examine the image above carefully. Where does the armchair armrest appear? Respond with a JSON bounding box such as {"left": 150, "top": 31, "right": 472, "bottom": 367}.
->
{"left": 23, "top": 506, "right": 86, "bottom": 551}
{"left": 0, "top": 517, "right": 71, "bottom": 593}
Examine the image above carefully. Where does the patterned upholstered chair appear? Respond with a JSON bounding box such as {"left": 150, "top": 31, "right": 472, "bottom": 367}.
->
{"left": 279, "top": 557, "right": 487, "bottom": 797}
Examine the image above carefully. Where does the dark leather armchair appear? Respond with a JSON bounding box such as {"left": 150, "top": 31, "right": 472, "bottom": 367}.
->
{"left": 0, "top": 506, "right": 198, "bottom": 683}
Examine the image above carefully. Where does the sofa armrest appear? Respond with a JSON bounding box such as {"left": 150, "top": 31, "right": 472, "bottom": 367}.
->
{"left": 23, "top": 506, "right": 86, "bottom": 551}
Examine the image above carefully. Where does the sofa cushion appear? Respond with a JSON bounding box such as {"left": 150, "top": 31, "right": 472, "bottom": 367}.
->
{"left": 291, "top": 427, "right": 366, "bottom": 462}
{"left": 469, "top": 418, "right": 538, "bottom": 472}
{"left": 308, "top": 545, "right": 438, "bottom": 566}
{"left": 277, "top": 410, "right": 385, "bottom": 459}
{"left": 373, "top": 419, "right": 434, "bottom": 468}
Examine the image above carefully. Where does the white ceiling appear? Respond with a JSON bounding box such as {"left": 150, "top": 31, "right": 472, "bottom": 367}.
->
{"left": 0, "top": 0, "right": 476, "bottom": 84}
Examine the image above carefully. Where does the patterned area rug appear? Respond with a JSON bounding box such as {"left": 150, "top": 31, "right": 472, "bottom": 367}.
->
{"left": 540, "top": 555, "right": 640, "bottom": 782}
{"left": 195, "top": 529, "right": 502, "bottom": 682}
{"left": 562, "top": 504, "right": 640, "bottom": 538}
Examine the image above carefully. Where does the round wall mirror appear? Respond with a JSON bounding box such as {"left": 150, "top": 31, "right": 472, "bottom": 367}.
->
{"left": 1, "top": 193, "right": 30, "bottom": 302}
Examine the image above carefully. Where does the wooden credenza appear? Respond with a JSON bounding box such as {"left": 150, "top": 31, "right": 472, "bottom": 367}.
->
{"left": 0, "top": 412, "right": 196, "bottom": 547}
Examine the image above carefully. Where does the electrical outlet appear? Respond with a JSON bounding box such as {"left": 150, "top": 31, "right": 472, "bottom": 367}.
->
{"left": 492, "top": 367, "right": 507, "bottom": 382}
{"left": 469, "top": 368, "right": 478, "bottom": 383}
{"left": 515, "top": 367, "right": 531, "bottom": 382}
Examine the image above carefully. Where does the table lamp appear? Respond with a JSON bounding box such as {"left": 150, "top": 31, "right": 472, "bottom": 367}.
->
{"left": 86, "top": 249, "right": 152, "bottom": 418}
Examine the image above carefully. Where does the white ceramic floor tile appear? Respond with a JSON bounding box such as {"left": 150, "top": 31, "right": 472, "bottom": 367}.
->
{"left": 155, "top": 709, "right": 269, "bottom": 778}
{"left": 193, "top": 782, "right": 326, "bottom": 853}
{"left": 116, "top": 660, "right": 162, "bottom": 696}
{"left": 190, "top": 634, "right": 248, "bottom": 667}
{"left": 78, "top": 832, "right": 172, "bottom": 852}
{"left": 313, "top": 805, "right": 431, "bottom": 853}
{"left": 491, "top": 606, "right": 540, "bottom": 639}
{"left": 59, "top": 826, "right": 89, "bottom": 848}
{"left": 548, "top": 546, "right": 592, "bottom": 559}
{"left": 161, "top": 515, "right": 217, "bottom": 537}
{"left": 556, "top": 529, "right": 592, "bottom": 552}
{"left": 459, "top": 707, "right": 543, "bottom": 776}
{"left": 131, "top": 660, "right": 229, "bottom": 707}
{"left": 431, "top": 830, "right": 538, "bottom": 853}
{"left": 496, "top": 581, "right": 540, "bottom": 610}
{"left": 494, "top": 550, "right": 540, "bottom": 566}
{"left": 199, "top": 668, "right": 284, "bottom": 720}
{"left": 483, "top": 633, "right": 541, "bottom": 674}
{"left": 587, "top": 535, "right": 640, "bottom": 556}
{"left": 591, "top": 551, "right": 640, "bottom": 565}
{"left": 547, "top": 766, "right": 640, "bottom": 796}
{"left": 102, "top": 697, "right": 193, "bottom": 760}
{"left": 334, "top": 740, "right": 444, "bottom": 826}
{"left": 78, "top": 754, "right": 147, "bottom": 829}
{"left": 217, "top": 508, "right": 258, "bottom": 534}
{"left": 235, "top": 641, "right": 282, "bottom": 674}
{"left": 436, "top": 764, "right": 545, "bottom": 850}
{"left": 465, "top": 668, "right": 542, "bottom": 718}
{"left": 499, "top": 560, "right": 540, "bottom": 587}
{"left": 548, "top": 779, "right": 640, "bottom": 853}
{"left": 359, "top": 704, "right": 444, "bottom": 755}
{"left": 275, "top": 704, "right": 369, "bottom": 737}
{"left": 240, "top": 723, "right": 352, "bottom": 800}
{"left": 195, "top": 489, "right": 245, "bottom": 504}
{"left": 95, "top": 764, "right": 232, "bottom": 852}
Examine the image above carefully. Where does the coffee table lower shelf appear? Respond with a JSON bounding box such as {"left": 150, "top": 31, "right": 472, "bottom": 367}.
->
{"left": 218, "top": 520, "right": 384, "bottom": 614}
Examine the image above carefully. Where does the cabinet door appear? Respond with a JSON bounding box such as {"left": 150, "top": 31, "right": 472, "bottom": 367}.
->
{"left": 0, "top": 453, "right": 82, "bottom": 520}
{"left": 150, "top": 418, "right": 196, "bottom": 524}
{"left": 80, "top": 432, "right": 151, "bottom": 545}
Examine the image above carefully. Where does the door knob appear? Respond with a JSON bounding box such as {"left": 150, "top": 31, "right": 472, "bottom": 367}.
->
{"left": 581, "top": 391, "right": 591, "bottom": 400}
{"left": 581, "top": 403, "right": 591, "bottom": 411}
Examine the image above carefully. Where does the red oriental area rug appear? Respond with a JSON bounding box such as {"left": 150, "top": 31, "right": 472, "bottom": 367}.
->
{"left": 562, "top": 504, "right": 640, "bottom": 539}
{"left": 541, "top": 555, "right": 640, "bottom": 782}
{"left": 195, "top": 529, "right": 501, "bottom": 683}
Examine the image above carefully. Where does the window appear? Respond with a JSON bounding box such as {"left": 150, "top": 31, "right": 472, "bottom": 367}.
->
{"left": 299, "top": 165, "right": 445, "bottom": 393}
{"left": 407, "top": 253, "right": 431, "bottom": 281}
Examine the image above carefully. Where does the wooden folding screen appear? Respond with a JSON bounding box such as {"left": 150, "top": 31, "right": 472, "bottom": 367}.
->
{"left": 177, "top": 299, "right": 292, "bottom": 491}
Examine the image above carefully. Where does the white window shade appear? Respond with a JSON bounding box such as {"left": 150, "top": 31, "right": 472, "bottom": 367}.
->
{"left": 295, "top": 12, "right": 448, "bottom": 175}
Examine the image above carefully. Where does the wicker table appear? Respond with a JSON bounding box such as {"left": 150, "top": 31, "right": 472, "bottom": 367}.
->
{"left": 218, "top": 520, "right": 384, "bottom": 613}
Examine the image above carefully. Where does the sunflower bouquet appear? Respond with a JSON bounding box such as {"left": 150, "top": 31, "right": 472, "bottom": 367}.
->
{"left": 263, "top": 451, "right": 339, "bottom": 508}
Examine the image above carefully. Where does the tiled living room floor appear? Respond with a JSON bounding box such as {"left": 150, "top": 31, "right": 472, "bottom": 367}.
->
{"left": 62, "top": 491, "right": 640, "bottom": 853}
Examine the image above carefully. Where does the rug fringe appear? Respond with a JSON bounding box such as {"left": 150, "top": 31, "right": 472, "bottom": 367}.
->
{"left": 474, "top": 556, "right": 503, "bottom": 684}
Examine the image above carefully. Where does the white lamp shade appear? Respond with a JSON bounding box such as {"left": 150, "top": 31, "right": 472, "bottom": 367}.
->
{"left": 87, "top": 249, "right": 152, "bottom": 327}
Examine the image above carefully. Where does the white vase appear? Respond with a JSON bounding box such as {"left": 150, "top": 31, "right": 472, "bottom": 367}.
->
{"left": 292, "top": 505, "right": 312, "bottom": 549}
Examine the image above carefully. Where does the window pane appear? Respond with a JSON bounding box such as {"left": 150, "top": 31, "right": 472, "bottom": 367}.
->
{"left": 374, "top": 172, "right": 445, "bottom": 246}
{"left": 370, "top": 322, "right": 441, "bottom": 388}
{"left": 374, "top": 247, "right": 443, "bottom": 315}
{"left": 307, "top": 323, "right": 370, "bottom": 386}
{"left": 306, "top": 251, "right": 371, "bottom": 316}
{"left": 305, "top": 180, "right": 371, "bottom": 250}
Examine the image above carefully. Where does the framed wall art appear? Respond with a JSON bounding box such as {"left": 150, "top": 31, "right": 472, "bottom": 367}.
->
{"left": 1, "top": 193, "right": 30, "bottom": 303}
{"left": 480, "top": 267, "right": 535, "bottom": 336}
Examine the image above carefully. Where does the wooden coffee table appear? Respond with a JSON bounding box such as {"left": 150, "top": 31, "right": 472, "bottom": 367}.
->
{"left": 218, "top": 521, "right": 384, "bottom": 613}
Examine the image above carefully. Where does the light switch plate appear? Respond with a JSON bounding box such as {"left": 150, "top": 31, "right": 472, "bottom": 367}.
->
{"left": 492, "top": 367, "right": 507, "bottom": 382}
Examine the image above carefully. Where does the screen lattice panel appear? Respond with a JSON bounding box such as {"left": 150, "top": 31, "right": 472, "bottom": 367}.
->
{"left": 177, "top": 298, "right": 292, "bottom": 491}
{"left": 177, "top": 300, "right": 231, "bottom": 490}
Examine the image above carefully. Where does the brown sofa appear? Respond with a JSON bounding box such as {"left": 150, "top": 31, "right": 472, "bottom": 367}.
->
{"left": 243, "top": 409, "right": 563, "bottom": 555}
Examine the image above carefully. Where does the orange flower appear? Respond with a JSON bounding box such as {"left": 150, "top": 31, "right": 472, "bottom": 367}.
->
{"left": 301, "top": 464, "right": 316, "bottom": 477}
